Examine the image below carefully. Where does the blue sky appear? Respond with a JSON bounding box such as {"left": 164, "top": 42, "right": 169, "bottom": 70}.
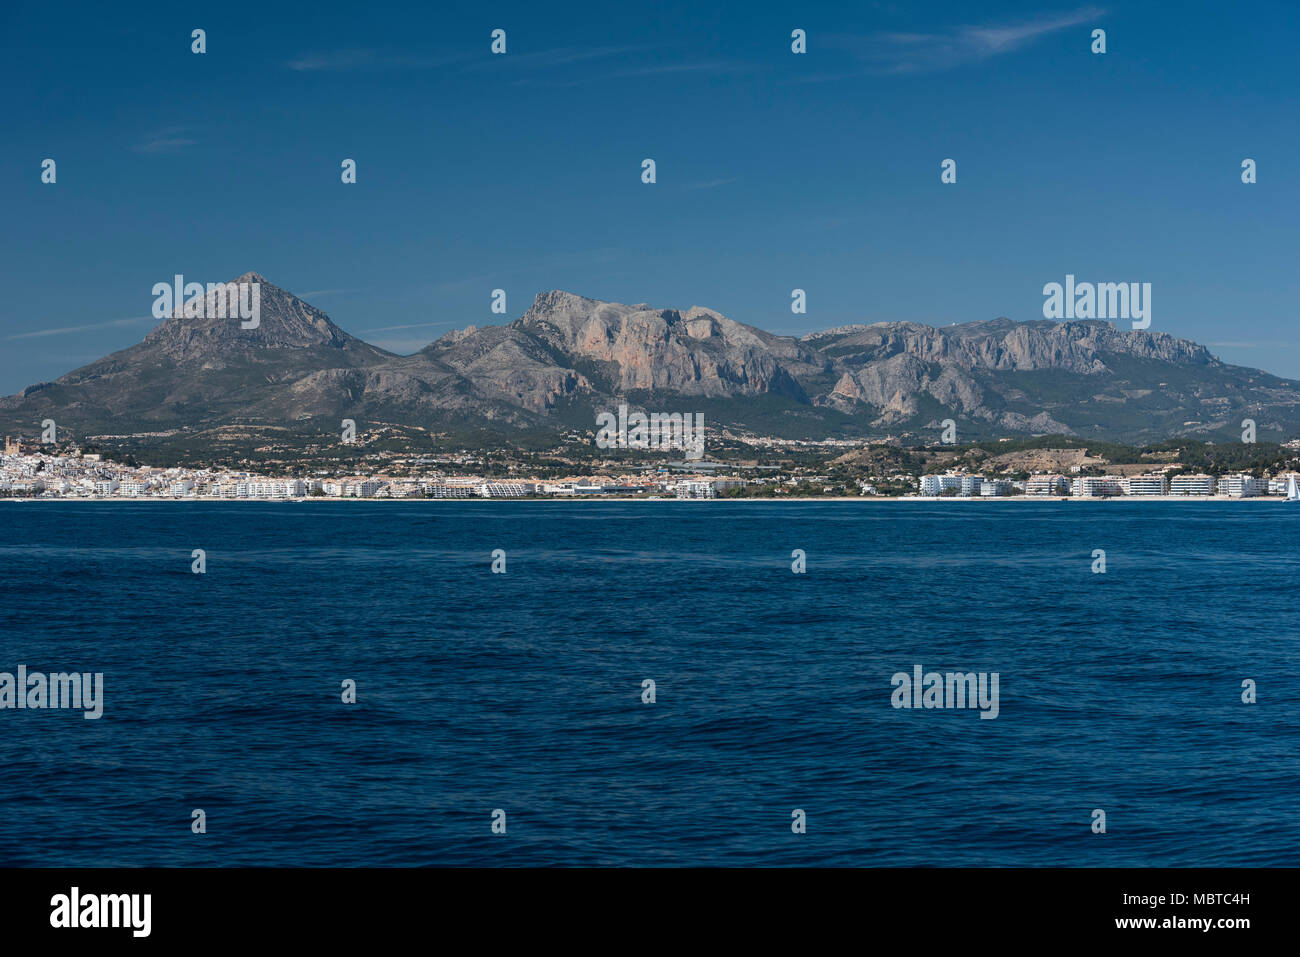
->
{"left": 2, "top": 0, "right": 1297, "bottom": 394}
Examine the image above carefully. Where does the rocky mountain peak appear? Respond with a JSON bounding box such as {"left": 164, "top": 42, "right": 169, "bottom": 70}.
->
{"left": 142, "top": 273, "right": 368, "bottom": 358}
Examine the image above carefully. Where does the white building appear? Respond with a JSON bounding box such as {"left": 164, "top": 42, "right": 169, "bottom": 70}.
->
{"left": 979, "top": 480, "right": 1011, "bottom": 496}
{"left": 1170, "top": 474, "right": 1216, "bottom": 496}
{"left": 1026, "top": 474, "right": 1069, "bottom": 496}
{"left": 478, "top": 482, "right": 535, "bottom": 498}
{"left": 920, "top": 473, "right": 965, "bottom": 495}
{"left": 426, "top": 485, "right": 474, "bottom": 498}
{"left": 1218, "top": 474, "right": 1261, "bottom": 498}
{"left": 1123, "top": 474, "right": 1169, "bottom": 496}
{"left": 676, "top": 481, "right": 716, "bottom": 499}
{"left": 1071, "top": 475, "right": 1124, "bottom": 497}
{"left": 1267, "top": 474, "right": 1298, "bottom": 495}
{"left": 247, "top": 480, "right": 306, "bottom": 499}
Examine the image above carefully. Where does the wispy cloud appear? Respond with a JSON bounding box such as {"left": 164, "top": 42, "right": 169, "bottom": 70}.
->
{"left": 801, "top": 7, "right": 1104, "bottom": 80}
{"left": 1207, "top": 341, "right": 1298, "bottom": 349}
{"left": 5, "top": 316, "right": 155, "bottom": 340}
{"left": 356, "top": 320, "right": 461, "bottom": 335}
{"left": 286, "top": 45, "right": 647, "bottom": 74}
{"left": 286, "top": 49, "right": 472, "bottom": 72}
{"left": 286, "top": 43, "right": 749, "bottom": 87}
{"left": 300, "top": 288, "right": 356, "bottom": 299}
{"left": 464, "top": 44, "right": 654, "bottom": 71}
{"left": 683, "top": 177, "right": 736, "bottom": 191}
{"left": 515, "top": 58, "right": 752, "bottom": 89}
{"left": 131, "top": 126, "right": 197, "bottom": 154}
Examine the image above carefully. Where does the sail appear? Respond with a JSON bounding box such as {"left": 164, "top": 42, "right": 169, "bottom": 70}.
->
{"left": 1287, "top": 475, "right": 1299, "bottom": 501}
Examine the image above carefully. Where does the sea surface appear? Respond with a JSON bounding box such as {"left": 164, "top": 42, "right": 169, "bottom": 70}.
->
{"left": 0, "top": 500, "right": 1296, "bottom": 866}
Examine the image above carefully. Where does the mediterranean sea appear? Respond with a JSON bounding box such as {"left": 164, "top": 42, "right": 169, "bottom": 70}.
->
{"left": 0, "top": 500, "right": 1295, "bottom": 866}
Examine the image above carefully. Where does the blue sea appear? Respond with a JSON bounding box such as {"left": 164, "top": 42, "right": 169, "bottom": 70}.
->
{"left": 0, "top": 500, "right": 1296, "bottom": 866}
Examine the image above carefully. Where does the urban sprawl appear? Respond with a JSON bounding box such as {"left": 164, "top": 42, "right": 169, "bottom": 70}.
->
{"left": 2, "top": 436, "right": 1295, "bottom": 501}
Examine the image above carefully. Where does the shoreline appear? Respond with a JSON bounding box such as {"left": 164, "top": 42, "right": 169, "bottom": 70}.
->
{"left": 1, "top": 495, "right": 1287, "bottom": 504}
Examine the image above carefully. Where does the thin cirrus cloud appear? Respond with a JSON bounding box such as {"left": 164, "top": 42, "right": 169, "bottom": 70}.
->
{"left": 300, "top": 289, "right": 357, "bottom": 299}
{"left": 514, "top": 58, "right": 753, "bottom": 89}
{"left": 285, "top": 49, "right": 471, "bottom": 71}
{"left": 463, "top": 44, "right": 655, "bottom": 71}
{"left": 284, "top": 44, "right": 745, "bottom": 86}
{"left": 360, "top": 320, "right": 466, "bottom": 354}
{"left": 285, "top": 45, "right": 645, "bottom": 73}
{"left": 683, "top": 177, "right": 737, "bottom": 191}
{"left": 356, "top": 320, "right": 462, "bottom": 335}
{"left": 5, "top": 316, "right": 155, "bottom": 340}
{"left": 800, "top": 7, "right": 1104, "bottom": 80}
{"left": 1208, "top": 341, "right": 1298, "bottom": 349}
{"left": 131, "top": 127, "right": 197, "bottom": 154}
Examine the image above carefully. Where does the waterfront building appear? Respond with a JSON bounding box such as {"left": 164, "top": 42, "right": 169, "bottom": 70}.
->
{"left": 1218, "top": 474, "right": 1261, "bottom": 498}
{"left": 1267, "top": 474, "right": 1299, "bottom": 495}
{"left": 1026, "top": 474, "right": 1069, "bottom": 496}
{"left": 426, "top": 485, "right": 474, "bottom": 498}
{"left": 676, "top": 481, "right": 716, "bottom": 499}
{"left": 478, "top": 482, "right": 535, "bottom": 498}
{"left": 920, "top": 473, "right": 966, "bottom": 495}
{"left": 1071, "top": 475, "right": 1124, "bottom": 497}
{"left": 1170, "top": 474, "right": 1216, "bottom": 496}
{"left": 1123, "top": 474, "right": 1169, "bottom": 496}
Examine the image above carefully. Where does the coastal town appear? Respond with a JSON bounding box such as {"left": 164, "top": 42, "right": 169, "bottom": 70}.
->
{"left": 3, "top": 435, "right": 1298, "bottom": 501}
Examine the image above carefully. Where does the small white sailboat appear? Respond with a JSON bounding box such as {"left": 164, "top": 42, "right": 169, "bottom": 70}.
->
{"left": 1287, "top": 474, "right": 1300, "bottom": 502}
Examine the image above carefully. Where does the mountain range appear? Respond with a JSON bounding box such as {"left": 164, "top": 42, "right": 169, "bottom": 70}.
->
{"left": 3, "top": 272, "right": 1298, "bottom": 448}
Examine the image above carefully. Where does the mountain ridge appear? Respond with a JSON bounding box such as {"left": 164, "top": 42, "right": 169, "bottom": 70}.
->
{"left": 2, "top": 274, "right": 1297, "bottom": 446}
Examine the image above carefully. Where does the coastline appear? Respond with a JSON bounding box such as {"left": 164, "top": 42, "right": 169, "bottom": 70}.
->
{"left": 1, "top": 495, "right": 1287, "bottom": 504}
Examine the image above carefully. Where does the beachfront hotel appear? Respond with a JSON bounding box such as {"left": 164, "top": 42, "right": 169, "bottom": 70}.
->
{"left": 1026, "top": 474, "right": 1070, "bottom": 496}
{"left": 1218, "top": 474, "right": 1263, "bottom": 498}
{"left": 1170, "top": 474, "right": 1217, "bottom": 495}
{"left": 1122, "top": 474, "right": 1170, "bottom": 496}
{"left": 920, "top": 474, "right": 966, "bottom": 495}
{"left": 1071, "top": 475, "right": 1125, "bottom": 497}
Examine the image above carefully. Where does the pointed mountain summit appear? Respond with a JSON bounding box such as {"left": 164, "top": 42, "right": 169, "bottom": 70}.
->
{"left": 0, "top": 274, "right": 395, "bottom": 432}
{"left": 143, "top": 272, "right": 384, "bottom": 358}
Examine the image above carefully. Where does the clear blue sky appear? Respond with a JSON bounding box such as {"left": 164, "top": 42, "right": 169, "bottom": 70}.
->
{"left": 2, "top": 0, "right": 1297, "bottom": 394}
